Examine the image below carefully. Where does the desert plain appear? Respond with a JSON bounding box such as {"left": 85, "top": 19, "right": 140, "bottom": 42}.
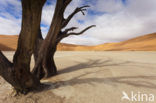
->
{"left": 0, "top": 33, "right": 156, "bottom": 103}
{"left": 0, "top": 51, "right": 156, "bottom": 103}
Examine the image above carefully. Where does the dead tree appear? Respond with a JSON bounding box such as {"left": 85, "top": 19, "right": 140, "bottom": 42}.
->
{"left": 32, "top": 4, "right": 95, "bottom": 79}
{"left": 0, "top": 0, "right": 95, "bottom": 94}
{"left": 0, "top": 0, "right": 46, "bottom": 93}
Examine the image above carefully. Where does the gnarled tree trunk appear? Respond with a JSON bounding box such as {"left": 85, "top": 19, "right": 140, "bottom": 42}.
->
{"left": 0, "top": 0, "right": 46, "bottom": 93}
{"left": 32, "top": 0, "right": 67, "bottom": 79}
{"left": 33, "top": 33, "right": 57, "bottom": 79}
{"left": 0, "top": 0, "right": 95, "bottom": 94}
{"left": 33, "top": 29, "right": 45, "bottom": 79}
{"left": 32, "top": 1, "right": 95, "bottom": 79}
{"left": 33, "top": 28, "right": 57, "bottom": 79}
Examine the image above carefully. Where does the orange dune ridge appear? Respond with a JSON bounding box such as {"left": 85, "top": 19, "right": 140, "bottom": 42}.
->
{"left": 0, "top": 35, "right": 18, "bottom": 51}
{"left": 0, "top": 33, "right": 156, "bottom": 51}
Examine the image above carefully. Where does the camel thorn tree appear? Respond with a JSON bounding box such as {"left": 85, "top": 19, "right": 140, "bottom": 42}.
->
{"left": 0, "top": 0, "right": 95, "bottom": 94}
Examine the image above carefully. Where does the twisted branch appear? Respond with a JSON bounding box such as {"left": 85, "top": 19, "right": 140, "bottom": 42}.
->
{"left": 62, "top": 5, "right": 90, "bottom": 28}
{"left": 67, "top": 25, "right": 96, "bottom": 36}
{"left": 57, "top": 25, "right": 96, "bottom": 43}
{"left": 63, "top": 27, "right": 78, "bottom": 34}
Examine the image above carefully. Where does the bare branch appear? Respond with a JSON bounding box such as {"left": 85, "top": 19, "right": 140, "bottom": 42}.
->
{"left": 62, "top": 5, "right": 90, "bottom": 28}
{"left": 64, "top": 0, "right": 72, "bottom": 7}
{"left": 67, "top": 25, "right": 96, "bottom": 36}
{"left": 56, "top": 27, "right": 78, "bottom": 43}
{"left": 63, "top": 27, "right": 78, "bottom": 34}
{"left": 56, "top": 25, "right": 96, "bottom": 43}
{"left": 78, "top": 5, "right": 90, "bottom": 15}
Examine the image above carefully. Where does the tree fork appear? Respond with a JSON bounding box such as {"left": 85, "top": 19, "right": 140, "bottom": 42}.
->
{"left": 32, "top": 0, "right": 71, "bottom": 79}
{"left": 32, "top": 44, "right": 58, "bottom": 79}
{"left": 0, "top": 0, "right": 95, "bottom": 94}
{"left": 32, "top": 28, "right": 57, "bottom": 79}
{"left": 33, "top": 2, "right": 95, "bottom": 79}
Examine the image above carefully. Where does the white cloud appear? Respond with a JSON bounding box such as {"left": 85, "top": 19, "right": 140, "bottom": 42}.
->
{"left": 0, "top": 0, "right": 156, "bottom": 45}
{"left": 41, "top": 4, "right": 55, "bottom": 26}
{"left": 0, "top": 16, "right": 21, "bottom": 35}
{"left": 62, "top": 0, "right": 156, "bottom": 45}
{"left": 61, "top": 35, "right": 103, "bottom": 46}
{"left": 91, "top": 0, "right": 124, "bottom": 13}
{"left": 0, "top": 0, "right": 21, "bottom": 35}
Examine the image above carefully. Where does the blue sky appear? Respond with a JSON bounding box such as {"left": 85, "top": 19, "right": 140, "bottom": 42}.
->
{"left": 0, "top": 0, "right": 156, "bottom": 45}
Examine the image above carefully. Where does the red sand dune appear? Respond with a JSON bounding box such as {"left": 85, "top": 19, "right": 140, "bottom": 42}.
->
{"left": 0, "top": 35, "right": 18, "bottom": 51}
{"left": 0, "top": 33, "right": 156, "bottom": 51}
{"left": 93, "top": 33, "right": 156, "bottom": 51}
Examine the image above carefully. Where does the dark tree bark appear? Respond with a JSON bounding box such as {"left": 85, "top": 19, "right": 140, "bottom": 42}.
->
{"left": 0, "top": 0, "right": 95, "bottom": 94}
{"left": 0, "top": 51, "right": 15, "bottom": 89}
{"left": 33, "top": 35, "right": 57, "bottom": 79}
{"left": 32, "top": 1, "right": 95, "bottom": 79}
{"left": 0, "top": 0, "right": 46, "bottom": 93}
{"left": 32, "top": 0, "right": 70, "bottom": 79}
{"left": 12, "top": 0, "right": 46, "bottom": 92}
{"left": 32, "top": 25, "right": 95, "bottom": 80}
{"left": 32, "top": 29, "right": 45, "bottom": 79}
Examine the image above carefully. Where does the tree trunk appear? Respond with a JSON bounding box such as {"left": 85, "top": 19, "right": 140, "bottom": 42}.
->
{"left": 32, "top": 28, "right": 44, "bottom": 79}
{"left": 0, "top": 52, "right": 16, "bottom": 89}
{"left": 0, "top": 0, "right": 94, "bottom": 94}
{"left": 0, "top": 0, "right": 46, "bottom": 93}
{"left": 0, "top": 51, "right": 40, "bottom": 93}
{"left": 34, "top": 28, "right": 44, "bottom": 62}
{"left": 42, "top": 45, "right": 57, "bottom": 78}
{"left": 32, "top": 40, "right": 57, "bottom": 79}
{"left": 32, "top": 0, "right": 67, "bottom": 79}
{"left": 32, "top": 0, "right": 93, "bottom": 80}
{"left": 32, "top": 28, "right": 57, "bottom": 79}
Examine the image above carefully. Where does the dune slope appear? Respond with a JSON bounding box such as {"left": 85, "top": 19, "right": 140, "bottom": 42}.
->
{"left": 0, "top": 35, "right": 18, "bottom": 51}
{"left": 98, "top": 33, "right": 156, "bottom": 51}
{"left": 0, "top": 33, "right": 156, "bottom": 51}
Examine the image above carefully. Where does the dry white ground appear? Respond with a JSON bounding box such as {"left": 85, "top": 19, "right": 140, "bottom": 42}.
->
{"left": 0, "top": 51, "right": 156, "bottom": 103}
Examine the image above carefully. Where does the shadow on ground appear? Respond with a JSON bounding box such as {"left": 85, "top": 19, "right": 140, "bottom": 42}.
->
{"left": 40, "top": 59, "right": 156, "bottom": 91}
{"left": 58, "top": 58, "right": 155, "bottom": 74}
{"left": 49, "top": 74, "right": 156, "bottom": 90}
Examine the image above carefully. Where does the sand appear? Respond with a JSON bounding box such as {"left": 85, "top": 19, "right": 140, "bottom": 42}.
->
{"left": 0, "top": 51, "right": 156, "bottom": 103}
{"left": 0, "top": 33, "right": 156, "bottom": 51}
